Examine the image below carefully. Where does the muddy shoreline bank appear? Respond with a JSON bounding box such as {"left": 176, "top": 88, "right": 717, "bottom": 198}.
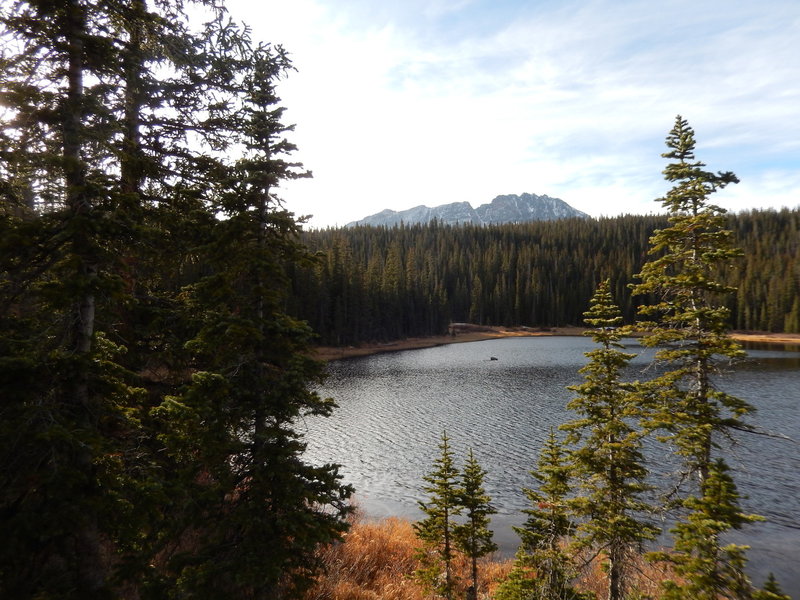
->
{"left": 313, "top": 326, "right": 800, "bottom": 361}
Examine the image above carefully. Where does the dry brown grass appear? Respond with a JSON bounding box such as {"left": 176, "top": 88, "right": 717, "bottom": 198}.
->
{"left": 304, "top": 516, "right": 513, "bottom": 600}
{"left": 304, "top": 514, "right": 680, "bottom": 600}
{"left": 304, "top": 517, "right": 426, "bottom": 600}
{"left": 575, "top": 551, "right": 676, "bottom": 599}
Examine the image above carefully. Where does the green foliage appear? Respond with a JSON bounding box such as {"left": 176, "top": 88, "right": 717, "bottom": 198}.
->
{"left": 634, "top": 116, "right": 764, "bottom": 600}
{"left": 630, "top": 115, "right": 752, "bottom": 496}
{"left": 454, "top": 448, "right": 498, "bottom": 595}
{"left": 291, "top": 208, "right": 800, "bottom": 346}
{"left": 0, "top": 1, "right": 157, "bottom": 595}
{"left": 562, "top": 280, "right": 658, "bottom": 600}
{"left": 631, "top": 115, "right": 752, "bottom": 482}
{"left": 497, "top": 119, "right": 787, "bottom": 600}
{"left": 493, "top": 555, "right": 539, "bottom": 600}
{"left": 754, "top": 573, "right": 792, "bottom": 600}
{"left": 504, "top": 428, "right": 583, "bottom": 600}
{"left": 2, "top": 6, "right": 795, "bottom": 598}
{"left": 414, "top": 438, "right": 498, "bottom": 600}
{"left": 414, "top": 431, "right": 462, "bottom": 599}
{"left": 652, "top": 459, "right": 764, "bottom": 600}
{"left": 0, "top": 2, "right": 351, "bottom": 598}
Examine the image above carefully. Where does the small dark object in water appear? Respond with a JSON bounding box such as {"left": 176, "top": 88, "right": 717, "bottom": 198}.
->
{"left": 490, "top": 356, "right": 498, "bottom": 361}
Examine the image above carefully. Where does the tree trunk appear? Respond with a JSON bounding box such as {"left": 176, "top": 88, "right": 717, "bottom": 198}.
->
{"left": 471, "top": 552, "right": 478, "bottom": 598}
{"left": 63, "top": 0, "right": 105, "bottom": 593}
{"left": 608, "top": 541, "right": 622, "bottom": 600}
{"left": 121, "top": 0, "right": 146, "bottom": 198}
{"left": 444, "top": 505, "right": 453, "bottom": 600}
{"left": 64, "top": 0, "right": 96, "bottom": 364}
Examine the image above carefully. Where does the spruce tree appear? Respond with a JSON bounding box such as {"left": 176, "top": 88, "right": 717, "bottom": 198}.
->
{"left": 149, "top": 34, "right": 351, "bottom": 599}
{"left": 754, "top": 573, "right": 792, "bottom": 600}
{"left": 561, "top": 280, "right": 658, "bottom": 600}
{"left": 454, "top": 448, "right": 498, "bottom": 599}
{"left": 0, "top": 2, "right": 145, "bottom": 595}
{"left": 414, "top": 431, "right": 462, "bottom": 600}
{"left": 0, "top": 2, "right": 234, "bottom": 593}
{"left": 497, "top": 428, "right": 582, "bottom": 600}
{"left": 632, "top": 116, "right": 764, "bottom": 600}
{"left": 1, "top": 2, "right": 353, "bottom": 597}
{"left": 630, "top": 115, "right": 751, "bottom": 482}
{"left": 651, "top": 459, "right": 763, "bottom": 599}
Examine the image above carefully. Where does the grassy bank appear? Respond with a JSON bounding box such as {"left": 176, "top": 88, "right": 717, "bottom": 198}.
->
{"left": 313, "top": 325, "right": 800, "bottom": 361}
{"left": 302, "top": 515, "right": 674, "bottom": 600}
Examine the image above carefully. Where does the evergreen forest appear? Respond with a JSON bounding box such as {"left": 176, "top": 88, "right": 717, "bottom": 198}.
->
{"left": 1, "top": 1, "right": 798, "bottom": 600}
{"left": 289, "top": 208, "right": 800, "bottom": 346}
{"left": 1, "top": 2, "right": 350, "bottom": 598}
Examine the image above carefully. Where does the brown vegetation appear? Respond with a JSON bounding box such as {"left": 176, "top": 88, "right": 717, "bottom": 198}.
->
{"left": 303, "top": 515, "right": 682, "bottom": 600}
{"left": 730, "top": 331, "right": 800, "bottom": 345}
{"left": 303, "top": 516, "right": 513, "bottom": 600}
{"left": 575, "top": 551, "right": 677, "bottom": 600}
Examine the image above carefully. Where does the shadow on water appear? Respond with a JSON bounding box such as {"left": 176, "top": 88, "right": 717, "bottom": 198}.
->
{"left": 303, "top": 336, "right": 800, "bottom": 597}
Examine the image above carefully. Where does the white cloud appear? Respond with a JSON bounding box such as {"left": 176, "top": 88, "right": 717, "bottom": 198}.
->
{"left": 224, "top": 0, "right": 800, "bottom": 227}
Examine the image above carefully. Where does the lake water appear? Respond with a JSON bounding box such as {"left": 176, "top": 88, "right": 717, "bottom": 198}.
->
{"left": 302, "top": 336, "right": 800, "bottom": 596}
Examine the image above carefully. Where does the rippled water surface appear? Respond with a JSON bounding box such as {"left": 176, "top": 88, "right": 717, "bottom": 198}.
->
{"left": 302, "top": 336, "right": 800, "bottom": 595}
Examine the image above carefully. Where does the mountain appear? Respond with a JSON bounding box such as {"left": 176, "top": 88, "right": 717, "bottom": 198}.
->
{"left": 346, "top": 193, "right": 589, "bottom": 227}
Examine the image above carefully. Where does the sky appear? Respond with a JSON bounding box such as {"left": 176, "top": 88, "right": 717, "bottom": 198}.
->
{"left": 224, "top": 0, "right": 800, "bottom": 229}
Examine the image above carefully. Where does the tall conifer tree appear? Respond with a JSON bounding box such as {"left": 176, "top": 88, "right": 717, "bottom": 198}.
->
{"left": 631, "top": 115, "right": 750, "bottom": 482}
{"left": 562, "top": 280, "right": 657, "bottom": 600}
{"left": 148, "top": 31, "right": 351, "bottom": 599}
{"left": 497, "top": 428, "right": 581, "bottom": 600}
{"left": 632, "top": 116, "right": 764, "bottom": 599}
{"left": 755, "top": 573, "right": 792, "bottom": 600}
{"left": 0, "top": 2, "right": 143, "bottom": 595}
{"left": 414, "top": 431, "right": 462, "bottom": 600}
{"left": 1, "top": 2, "right": 353, "bottom": 597}
{"left": 454, "top": 448, "right": 497, "bottom": 599}
{"left": 651, "top": 459, "right": 763, "bottom": 599}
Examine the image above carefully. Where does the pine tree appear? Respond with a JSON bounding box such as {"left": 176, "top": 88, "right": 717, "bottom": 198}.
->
{"left": 561, "top": 280, "right": 658, "bottom": 600}
{"left": 630, "top": 115, "right": 751, "bottom": 482}
{"left": 754, "top": 573, "right": 792, "bottom": 600}
{"left": 149, "top": 35, "right": 351, "bottom": 599}
{"left": 1, "top": 3, "right": 353, "bottom": 598}
{"left": 632, "top": 116, "right": 761, "bottom": 600}
{"left": 291, "top": 209, "right": 800, "bottom": 346}
{"left": 497, "top": 428, "right": 582, "bottom": 600}
{"left": 453, "top": 448, "right": 498, "bottom": 600}
{"left": 0, "top": 2, "right": 236, "bottom": 593}
{"left": 414, "top": 431, "right": 462, "bottom": 600}
{"left": 0, "top": 2, "right": 146, "bottom": 595}
{"left": 651, "top": 459, "right": 763, "bottom": 599}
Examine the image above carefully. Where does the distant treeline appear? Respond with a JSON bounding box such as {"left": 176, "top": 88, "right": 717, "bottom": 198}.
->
{"left": 288, "top": 208, "right": 800, "bottom": 345}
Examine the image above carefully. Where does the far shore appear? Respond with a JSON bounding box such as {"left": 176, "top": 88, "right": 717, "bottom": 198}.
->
{"left": 312, "top": 325, "right": 800, "bottom": 361}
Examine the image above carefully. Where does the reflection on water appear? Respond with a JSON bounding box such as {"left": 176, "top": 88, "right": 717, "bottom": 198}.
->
{"left": 740, "top": 341, "right": 800, "bottom": 370}
{"left": 742, "top": 340, "right": 800, "bottom": 354}
{"left": 303, "top": 336, "right": 800, "bottom": 596}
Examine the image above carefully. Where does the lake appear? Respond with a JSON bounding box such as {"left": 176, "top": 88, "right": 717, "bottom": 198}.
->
{"left": 302, "top": 336, "right": 800, "bottom": 596}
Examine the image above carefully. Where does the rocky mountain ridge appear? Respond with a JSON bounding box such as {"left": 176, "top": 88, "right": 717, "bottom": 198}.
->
{"left": 347, "top": 193, "right": 589, "bottom": 227}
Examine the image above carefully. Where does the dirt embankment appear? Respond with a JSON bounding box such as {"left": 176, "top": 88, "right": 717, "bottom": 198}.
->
{"left": 312, "top": 326, "right": 546, "bottom": 361}
{"left": 312, "top": 325, "right": 800, "bottom": 362}
{"left": 729, "top": 331, "right": 800, "bottom": 345}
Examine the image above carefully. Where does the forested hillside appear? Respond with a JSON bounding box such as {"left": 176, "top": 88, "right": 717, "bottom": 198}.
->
{"left": 288, "top": 208, "right": 800, "bottom": 345}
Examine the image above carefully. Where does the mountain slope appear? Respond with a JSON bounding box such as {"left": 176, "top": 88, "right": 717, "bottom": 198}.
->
{"left": 347, "top": 193, "right": 588, "bottom": 227}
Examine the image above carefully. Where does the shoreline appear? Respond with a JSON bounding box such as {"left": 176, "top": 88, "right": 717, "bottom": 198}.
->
{"left": 313, "top": 326, "right": 800, "bottom": 361}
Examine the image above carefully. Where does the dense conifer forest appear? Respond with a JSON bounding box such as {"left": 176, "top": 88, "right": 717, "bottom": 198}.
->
{"left": 2, "top": 1, "right": 798, "bottom": 598}
{"left": 289, "top": 208, "right": 800, "bottom": 345}
{"left": 0, "top": 2, "right": 350, "bottom": 598}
